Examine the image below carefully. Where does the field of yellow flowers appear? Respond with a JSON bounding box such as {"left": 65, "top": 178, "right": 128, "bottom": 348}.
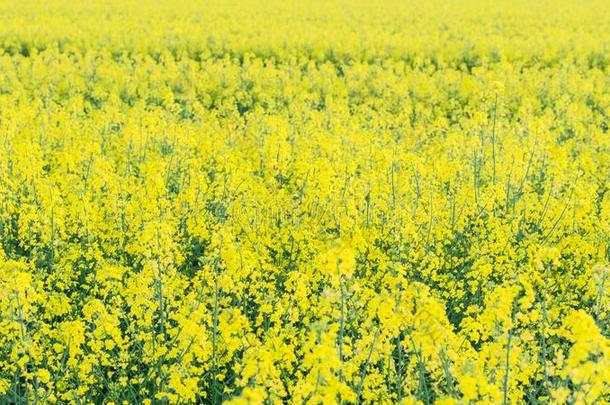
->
{"left": 1, "top": 0, "right": 610, "bottom": 403}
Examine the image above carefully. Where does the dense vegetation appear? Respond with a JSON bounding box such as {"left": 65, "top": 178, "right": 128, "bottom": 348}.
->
{"left": 1, "top": 0, "right": 609, "bottom": 403}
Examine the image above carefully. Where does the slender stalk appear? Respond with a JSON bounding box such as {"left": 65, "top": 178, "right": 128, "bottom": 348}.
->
{"left": 49, "top": 206, "right": 55, "bottom": 272}
{"left": 391, "top": 162, "right": 397, "bottom": 210}
{"left": 473, "top": 151, "right": 479, "bottom": 207}
{"left": 492, "top": 93, "right": 498, "bottom": 185}
{"left": 502, "top": 321, "right": 513, "bottom": 405}
{"left": 595, "top": 269, "right": 608, "bottom": 322}
{"left": 211, "top": 266, "right": 221, "bottom": 404}
{"left": 356, "top": 329, "right": 379, "bottom": 402}
{"left": 155, "top": 228, "right": 165, "bottom": 338}
{"left": 439, "top": 348, "right": 457, "bottom": 398}
{"left": 339, "top": 276, "right": 345, "bottom": 366}
{"left": 540, "top": 265, "right": 551, "bottom": 397}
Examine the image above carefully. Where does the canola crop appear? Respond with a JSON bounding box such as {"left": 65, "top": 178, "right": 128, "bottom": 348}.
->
{"left": 1, "top": 0, "right": 610, "bottom": 403}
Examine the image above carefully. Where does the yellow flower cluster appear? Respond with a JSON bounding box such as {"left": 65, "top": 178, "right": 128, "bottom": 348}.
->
{"left": 0, "top": 0, "right": 609, "bottom": 403}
